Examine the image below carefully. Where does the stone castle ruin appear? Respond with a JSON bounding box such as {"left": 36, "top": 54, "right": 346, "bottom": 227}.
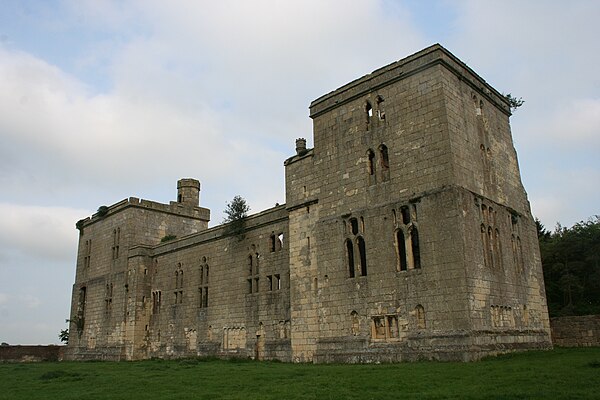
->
{"left": 65, "top": 45, "right": 552, "bottom": 362}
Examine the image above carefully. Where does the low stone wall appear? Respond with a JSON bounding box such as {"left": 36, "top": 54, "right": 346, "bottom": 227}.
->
{"left": 551, "top": 315, "right": 600, "bottom": 347}
{"left": 0, "top": 345, "right": 64, "bottom": 362}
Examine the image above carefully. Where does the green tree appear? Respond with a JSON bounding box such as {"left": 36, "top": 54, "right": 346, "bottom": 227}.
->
{"left": 503, "top": 93, "right": 524, "bottom": 112}
{"left": 223, "top": 195, "right": 250, "bottom": 222}
{"left": 540, "top": 216, "right": 600, "bottom": 316}
{"left": 58, "top": 328, "right": 69, "bottom": 344}
{"left": 223, "top": 195, "right": 250, "bottom": 238}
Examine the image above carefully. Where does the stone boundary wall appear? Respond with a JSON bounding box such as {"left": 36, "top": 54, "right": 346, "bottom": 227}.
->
{"left": 551, "top": 315, "right": 600, "bottom": 347}
{"left": 0, "top": 345, "right": 64, "bottom": 362}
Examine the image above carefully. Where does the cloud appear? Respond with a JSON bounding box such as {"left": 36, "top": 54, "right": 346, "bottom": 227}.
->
{"left": 0, "top": 293, "right": 8, "bottom": 307}
{"left": 0, "top": 203, "right": 85, "bottom": 262}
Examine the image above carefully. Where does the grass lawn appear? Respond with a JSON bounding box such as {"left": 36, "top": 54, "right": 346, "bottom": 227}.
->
{"left": 0, "top": 347, "right": 599, "bottom": 399}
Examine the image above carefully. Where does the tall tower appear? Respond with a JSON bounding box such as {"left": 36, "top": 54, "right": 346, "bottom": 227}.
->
{"left": 285, "top": 44, "right": 551, "bottom": 362}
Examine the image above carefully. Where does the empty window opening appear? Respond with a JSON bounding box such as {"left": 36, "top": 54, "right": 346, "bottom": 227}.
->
{"left": 274, "top": 274, "right": 281, "bottom": 290}
{"left": 351, "top": 311, "right": 360, "bottom": 336}
{"left": 396, "top": 230, "right": 407, "bottom": 271}
{"left": 401, "top": 206, "right": 410, "bottom": 225}
{"left": 487, "top": 227, "right": 494, "bottom": 268}
{"left": 277, "top": 233, "right": 284, "bottom": 250}
{"left": 379, "top": 144, "right": 389, "bottom": 170}
{"left": 367, "top": 149, "right": 375, "bottom": 176}
{"left": 350, "top": 218, "right": 359, "bottom": 235}
{"left": 248, "top": 255, "right": 253, "bottom": 275}
{"left": 357, "top": 236, "right": 367, "bottom": 276}
{"left": 346, "top": 239, "right": 355, "bottom": 278}
{"left": 152, "top": 291, "right": 161, "bottom": 314}
{"left": 366, "top": 101, "right": 373, "bottom": 126}
{"left": 248, "top": 279, "right": 253, "bottom": 294}
{"left": 376, "top": 95, "right": 385, "bottom": 120}
{"left": 410, "top": 228, "right": 421, "bottom": 269}
{"left": 387, "top": 315, "right": 399, "bottom": 338}
{"left": 268, "top": 275, "right": 273, "bottom": 291}
{"left": 270, "top": 234, "right": 276, "bottom": 252}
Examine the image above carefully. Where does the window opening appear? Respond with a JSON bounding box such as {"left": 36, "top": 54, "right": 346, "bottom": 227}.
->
{"left": 346, "top": 239, "right": 355, "bottom": 278}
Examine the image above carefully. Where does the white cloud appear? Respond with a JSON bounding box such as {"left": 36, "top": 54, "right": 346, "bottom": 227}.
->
{"left": 0, "top": 293, "right": 8, "bottom": 307}
{"left": 0, "top": 203, "right": 85, "bottom": 262}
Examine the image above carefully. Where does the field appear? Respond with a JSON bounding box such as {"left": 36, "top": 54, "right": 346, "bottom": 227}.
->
{"left": 1, "top": 348, "right": 599, "bottom": 399}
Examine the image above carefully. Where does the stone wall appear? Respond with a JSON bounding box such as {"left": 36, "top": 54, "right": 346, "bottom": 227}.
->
{"left": 551, "top": 315, "right": 600, "bottom": 347}
{"left": 0, "top": 345, "right": 63, "bottom": 362}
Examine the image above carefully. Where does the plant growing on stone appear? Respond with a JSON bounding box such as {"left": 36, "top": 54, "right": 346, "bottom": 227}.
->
{"left": 223, "top": 195, "right": 250, "bottom": 238}
{"left": 503, "top": 93, "right": 524, "bottom": 112}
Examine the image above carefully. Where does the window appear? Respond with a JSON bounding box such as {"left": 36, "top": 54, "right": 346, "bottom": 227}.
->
{"left": 367, "top": 149, "right": 375, "bottom": 178}
{"left": 376, "top": 95, "right": 385, "bottom": 120}
{"left": 357, "top": 236, "right": 367, "bottom": 276}
{"left": 199, "top": 257, "right": 209, "bottom": 308}
{"left": 365, "top": 101, "right": 373, "bottom": 127}
{"left": 396, "top": 230, "right": 407, "bottom": 271}
{"left": 346, "top": 239, "right": 355, "bottom": 278}
{"left": 112, "top": 228, "right": 121, "bottom": 260}
{"left": 152, "top": 291, "right": 162, "bottom": 314}
{"left": 247, "top": 251, "right": 260, "bottom": 293}
{"left": 394, "top": 205, "right": 421, "bottom": 271}
{"left": 379, "top": 144, "right": 389, "bottom": 182}
{"left": 345, "top": 216, "right": 367, "bottom": 277}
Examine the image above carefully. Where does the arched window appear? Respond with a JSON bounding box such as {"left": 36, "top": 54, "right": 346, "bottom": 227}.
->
{"left": 481, "top": 224, "right": 490, "bottom": 267}
{"left": 410, "top": 227, "right": 421, "bottom": 269}
{"left": 396, "top": 229, "right": 407, "bottom": 271}
{"left": 350, "top": 218, "right": 359, "bottom": 235}
{"left": 376, "top": 95, "right": 385, "bottom": 120}
{"left": 365, "top": 101, "right": 373, "bottom": 126}
{"left": 379, "top": 144, "right": 389, "bottom": 181}
{"left": 379, "top": 144, "right": 389, "bottom": 170}
{"left": 346, "top": 239, "right": 355, "bottom": 278}
{"left": 487, "top": 226, "right": 494, "bottom": 268}
{"left": 357, "top": 236, "right": 367, "bottom": 276}
{"left": 367, "top": 149, "right": 375, "bottom": 176}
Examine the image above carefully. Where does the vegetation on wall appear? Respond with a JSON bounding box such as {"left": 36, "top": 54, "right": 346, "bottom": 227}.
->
{"left": 538, "top": 216, "right": 600, "bottom": 317}
{"left": 160, "top": 234, "right": 177, "bottom": 243}
{"left": 503, "top": 93, "right": 524, "bottom": 112}
{"left": 223, "top": 195, "right": 250, "bottom": 238}
{"left": 96, "top": 205, "right": 109, "bottom": 218}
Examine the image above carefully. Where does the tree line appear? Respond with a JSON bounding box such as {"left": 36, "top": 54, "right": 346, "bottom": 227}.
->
{"left": 538, "top": 216, "right": 600, "bottom": 317}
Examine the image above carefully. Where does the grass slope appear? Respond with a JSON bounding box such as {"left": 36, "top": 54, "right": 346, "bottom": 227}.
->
{"left": 1, "top": 348, "right": 599, "bottom": 399}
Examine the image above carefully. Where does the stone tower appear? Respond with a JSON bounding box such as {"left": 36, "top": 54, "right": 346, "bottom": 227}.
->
{"left": 177, "top": 178, "right": 201, "bottom": 207}
{"left": 285, "top": 44, "right": 551, "bottom": 361}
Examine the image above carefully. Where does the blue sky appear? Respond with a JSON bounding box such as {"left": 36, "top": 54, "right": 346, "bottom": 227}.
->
{"left": 0, "top": 0, "right": 598, "bottom": 344}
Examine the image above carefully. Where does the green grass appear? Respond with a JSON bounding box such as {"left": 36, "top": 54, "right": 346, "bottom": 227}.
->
{"left": 1, "top": 348, "right": 599, "bottom": 399}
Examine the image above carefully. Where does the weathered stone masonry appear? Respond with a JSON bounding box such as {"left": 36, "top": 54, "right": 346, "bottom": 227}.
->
{"left": 65, "top": 44, "right": 552, "bottom": 362}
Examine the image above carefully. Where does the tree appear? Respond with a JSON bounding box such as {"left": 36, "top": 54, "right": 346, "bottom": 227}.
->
{"left": 540, "top": 216, "right": 600, "bottom": 316}
{"left": 223, "top": 195, "right": 250, "bottom": 223}
{"left": 223, "top": 195, "right": 250, "bottom": 238}
{"left": 59, "top": 328, "right": 69, "bottom": 344}
{"left": 503, "top": 93, "right": 525, "bottom": 112}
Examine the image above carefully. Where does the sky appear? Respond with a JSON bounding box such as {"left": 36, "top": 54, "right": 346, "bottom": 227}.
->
{"left": 0, "top": 0, "right": 598, "bottom": 345}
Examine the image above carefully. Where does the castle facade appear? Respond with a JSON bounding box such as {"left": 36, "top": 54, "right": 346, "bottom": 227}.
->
{"left": 65, "top": 45, "right": 552, "bottom": 362}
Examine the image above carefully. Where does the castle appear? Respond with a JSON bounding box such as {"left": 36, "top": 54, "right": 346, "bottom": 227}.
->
{"left": 65, "top": 45, "right": 552, "bottom": 362}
